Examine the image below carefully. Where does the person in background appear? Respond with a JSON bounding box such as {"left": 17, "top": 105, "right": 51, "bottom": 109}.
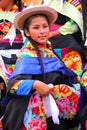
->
{"left": 78, "top": 0, "right": 87, "bottom": 130}
{"left": 45, "top": 1, "right": 87, "bottom": 129}
{"left": 79, "top": 65, "right": 87, "bottom": 130}
{"left": 43, "top": 0, "right": 87, "bottom": 63}
{"left": 1, "top": 5, "right": 80, "bottom": 130}
{"left": 43, "top": 0, "right": 86, "bottom": 88}
{"left": 0, "top": 0, "right": 27, "bottom": 117}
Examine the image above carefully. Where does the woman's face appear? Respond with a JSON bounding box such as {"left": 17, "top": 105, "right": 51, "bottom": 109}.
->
{"left": 25, "top": 16, "right": 50, "bottom": 47}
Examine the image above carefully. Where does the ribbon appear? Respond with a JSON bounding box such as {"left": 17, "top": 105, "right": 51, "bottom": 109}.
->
{"left": 3, "top": 25, "right": 16, "bottom": 46}
{"left": 43, "top": 84, "right": 60, "bottom": 124}
{"left": 84, "top": 31, "right": 87, "bottom": 46}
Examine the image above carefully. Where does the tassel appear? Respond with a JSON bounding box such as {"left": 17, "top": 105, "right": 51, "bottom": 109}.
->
{"left": 59, "top": 0, "right": 63, "bottom": 11}
{"left": 84, "top": 31, "right": 87, "bottom": 46}
{"left": 43, "top": 0, "right": 49, "bottom": 5}
{"left": 0, "top": 55, "right": 10, "bottom": 78}
{"left": 3, "top": 25, "right": 16, "bottom": 46}
{"left": 43, "top": 84, "right": 60, "bottom": 124}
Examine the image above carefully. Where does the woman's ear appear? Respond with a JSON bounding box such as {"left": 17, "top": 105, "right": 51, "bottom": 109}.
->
{"left": 24, "top": 29, "right": 30, "bottom": 37}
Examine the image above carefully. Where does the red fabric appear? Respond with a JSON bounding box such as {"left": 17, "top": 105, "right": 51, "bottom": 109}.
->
{"left": 85, "top": 120, "right": 87, "bottom": 130}
{"left": 50, "top": 24, "right": 62, "bottom": 32}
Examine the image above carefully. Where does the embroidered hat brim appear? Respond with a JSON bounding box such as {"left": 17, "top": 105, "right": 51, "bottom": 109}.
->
{"left": 14, "top": 5, "right": 58, "bottom": 30}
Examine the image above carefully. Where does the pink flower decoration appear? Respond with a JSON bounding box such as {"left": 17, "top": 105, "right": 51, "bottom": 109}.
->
{"left": 56, "top": 97, "right": 70, "bottom": 114}
{"left": 32, "top": 107, "right": 40, "bottom": 116}
{"left": 29, "top": 118, "right": 46, "bottom": 130}
{"left": 28, "top": 92, "right": 41, "bottom": 108}
{"left": 69, "top": 98, "right": 80, "bottom": 114}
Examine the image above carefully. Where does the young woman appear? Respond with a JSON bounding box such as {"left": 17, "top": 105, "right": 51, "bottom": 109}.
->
{"left": 2, "top": 5, "right": 80, "bottom": 130}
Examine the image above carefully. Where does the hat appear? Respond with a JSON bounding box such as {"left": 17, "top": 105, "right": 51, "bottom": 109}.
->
{"left": 14, "top": 5, "right": 58, "bottom": 30}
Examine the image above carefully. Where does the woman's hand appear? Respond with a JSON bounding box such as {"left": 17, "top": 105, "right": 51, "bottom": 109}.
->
{"left": 49, "top": 29, "right": 60, "bottom": 38}
{"left": 32, "top": 80, "right": 50, "bottom": 96}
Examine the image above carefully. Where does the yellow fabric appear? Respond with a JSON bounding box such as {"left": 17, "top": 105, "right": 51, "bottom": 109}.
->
{"left": 59, "top": 20, "right": 79, "bottom": 35}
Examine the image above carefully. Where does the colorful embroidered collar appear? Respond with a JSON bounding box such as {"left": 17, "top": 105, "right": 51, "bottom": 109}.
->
{"left": 18, "top": 38, "right": 53, "bottom": 58}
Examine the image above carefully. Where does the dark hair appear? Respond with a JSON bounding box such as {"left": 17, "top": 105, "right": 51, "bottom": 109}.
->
{"left": 23, "top": 14, "right": 50, "bottom": 81}
{"left": 14, "top": 0, "right": 23, "bottom": 12}
{"left": 29, "top": 38, "right": 46, "bottom": 81}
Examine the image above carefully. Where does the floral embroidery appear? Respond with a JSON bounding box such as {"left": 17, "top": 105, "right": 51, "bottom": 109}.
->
{"left": 62, "top": 48, "right": 82, "bottom": 75}
{"left": 56, "top": 84, "right": 72, "bottom": 97}
{"left": 0, "top": 5, "right": 18, "bottom": 12}
{"left": 51, "top": 84, "right": 80, "bottom": 119}
{"left": 80, "top": 70, "right": 87, "bottom": 91}
{"left": 21, "top": 84, "right": 80, "bottom": 130}
{"left": 22, "top": 91, "right": 46, "bottom": 129}
{"left": 18, "top": 39, "right": 54, "bottom": 59}
{"left": 29, "top": 118, "right": 46, "bottom": 130}
{"left": 28, "top": 92, "right": 41, "bottom": 108}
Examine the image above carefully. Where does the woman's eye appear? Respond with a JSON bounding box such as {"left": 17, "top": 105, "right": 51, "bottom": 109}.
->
{"left": 33, "top": 26, "right": 39, "bottom": 29}
{"left": 43, "top": 25, "right": 49, "bottom": 28}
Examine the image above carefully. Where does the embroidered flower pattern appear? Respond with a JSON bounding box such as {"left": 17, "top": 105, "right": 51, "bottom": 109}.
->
{"left": 22, "top": 91, "right": 46, "bottom": 129}
{"left": 19, "top": 40, "right": 54, "bottom": 59}
{"left": 29, "top": 118, "right": 46, "bottom": 130}
{"left": 62, "top": 48, "right": 82, "bottom": 75}
{"left": 21, "top": 84, "right": 80, "bottom": 130}
{"left": 80, "top": 70, "right": 87, "bottom": 91}
{"left": 50, "top": 84, "right": 80, "bottom": 119}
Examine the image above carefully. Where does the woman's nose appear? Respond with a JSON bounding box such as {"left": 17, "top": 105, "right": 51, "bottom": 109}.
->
{"left": 40, "top": 27, "right": 45, "bottom": 33}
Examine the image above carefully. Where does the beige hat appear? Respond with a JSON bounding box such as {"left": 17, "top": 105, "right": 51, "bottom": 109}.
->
{"left": 14, "top": 5, "right": 58, "bottom": 30}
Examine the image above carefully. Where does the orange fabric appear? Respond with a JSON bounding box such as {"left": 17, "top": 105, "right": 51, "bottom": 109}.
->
{"left": 22, "top": 0, "right": 42, "bottom": 5}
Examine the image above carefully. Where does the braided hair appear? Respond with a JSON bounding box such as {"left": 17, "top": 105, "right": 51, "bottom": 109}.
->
{"left": 23, "top": 14, "right": 50, "bottom": 82}
{"left": 30, "top": 38, "right": 45, "bottom": 80}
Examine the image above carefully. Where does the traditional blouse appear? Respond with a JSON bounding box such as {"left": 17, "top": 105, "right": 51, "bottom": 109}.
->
{"left": 8, "top": 38, "right": 76, "bottom": 96}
